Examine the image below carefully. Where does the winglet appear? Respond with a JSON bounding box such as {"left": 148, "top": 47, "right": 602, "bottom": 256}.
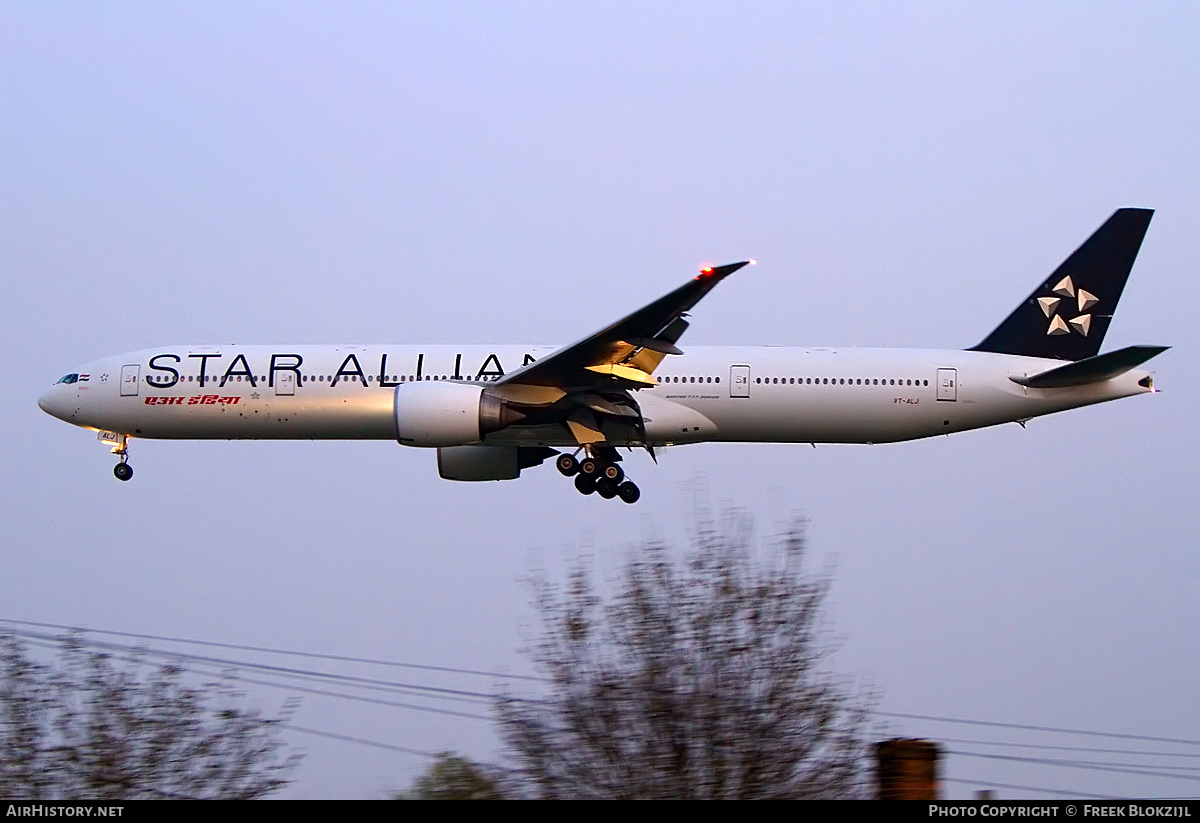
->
{"left": 697, "top": 260, "right": 754, "bottom": 281}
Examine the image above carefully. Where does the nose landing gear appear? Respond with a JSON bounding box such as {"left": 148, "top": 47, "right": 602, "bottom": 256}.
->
{"left": 106, "top": 433, "right": 133, "bottom": 481}
{"left": 560, "top": 448, "right": 640, "bottom": 503}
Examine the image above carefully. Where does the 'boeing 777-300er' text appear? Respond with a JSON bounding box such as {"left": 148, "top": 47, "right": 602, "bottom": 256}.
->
{"left": 40, "top": 209, "right": 1166, "bottom": 503}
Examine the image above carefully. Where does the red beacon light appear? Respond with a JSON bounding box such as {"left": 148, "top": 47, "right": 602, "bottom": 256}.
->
{"left": 698, "top": 259, "right": 755, "bottom": 279}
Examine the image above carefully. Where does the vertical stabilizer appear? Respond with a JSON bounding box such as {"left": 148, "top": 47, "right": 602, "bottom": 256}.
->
{"left": 971, "top": 208, "right": 1153, "bottom": 360}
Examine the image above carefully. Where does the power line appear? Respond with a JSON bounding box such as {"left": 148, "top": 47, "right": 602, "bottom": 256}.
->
{"left": 0, "top": 616, "right": 546, "bottom": 683}
{"left": 7, "top": 629, "right": 501, "bottom": 720}
{"left": 283, "top": 724, "right": 436, "bottom": 758}
{"left": 9, "top": 618, "right": 1196, "bottom": 772}
{"left": 3, "top": 631, "right": 461, "bottom": 761}
{"left": 942, "top": 776, "right": 1124, "bottom": 801}
{"left": 948, "top": 749, "right": 1200, "bottom": 783}
{"left": 880, "top": 710, "right": 1200, "bottom": 748}
{"left": 226, "top": 672, "right": 494, "bottom": 722}
{"left": 936, "top": 737, "right": 1200, "bottom": 759}
{"left": 3, "top": 625, "right": 511, "bottom": 705}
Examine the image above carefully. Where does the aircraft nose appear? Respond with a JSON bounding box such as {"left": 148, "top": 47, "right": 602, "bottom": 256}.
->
{"left": 38, "top": 386, "right": 69, "bottom": 421}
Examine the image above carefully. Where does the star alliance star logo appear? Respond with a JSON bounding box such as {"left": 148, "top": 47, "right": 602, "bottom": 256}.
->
{"left": 1038, "top": 275, "right": 1097, "bottom": 337}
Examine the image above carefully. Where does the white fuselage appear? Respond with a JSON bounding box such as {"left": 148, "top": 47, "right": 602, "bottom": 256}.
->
{"left": 37, "top": 344, "right": 1153, "bottom": 447}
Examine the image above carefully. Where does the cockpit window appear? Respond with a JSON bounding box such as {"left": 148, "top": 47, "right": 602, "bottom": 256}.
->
{"left": 56, "top": 374, "right": 79, "bottom": 385}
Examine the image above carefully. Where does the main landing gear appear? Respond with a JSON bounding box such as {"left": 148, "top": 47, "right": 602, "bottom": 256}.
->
{"left": 108, "top": 434, "right": 133, "bottom": 482}
{"left": 556, "top": 449, "right": 641, "bottom": 504}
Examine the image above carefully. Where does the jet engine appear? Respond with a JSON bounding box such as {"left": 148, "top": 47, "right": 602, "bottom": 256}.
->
{"left": 437, "top": 444, "right": 558, "bottom": 481}
{"left": 394, "top": 381, "right": 524, "bottom": 447}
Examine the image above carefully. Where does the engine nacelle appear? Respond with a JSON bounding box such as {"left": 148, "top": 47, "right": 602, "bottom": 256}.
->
{"left": 438, "top": 445, "right": 519, "bottom": 480}
{"left": 438, "top": 445, "right": 559, "bottom": 481}
{"left": 394, "top": 381, "right": 522, "bottom": 447}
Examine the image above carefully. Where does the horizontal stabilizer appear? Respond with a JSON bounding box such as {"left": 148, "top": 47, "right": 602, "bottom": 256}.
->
{"left": 1011, "top": 345, "right": 1169, "bottom": 389}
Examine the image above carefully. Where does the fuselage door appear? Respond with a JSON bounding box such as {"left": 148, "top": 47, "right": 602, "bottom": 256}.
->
{"left": 275, "top": 370, "right": 296, "bottom": 396}
{"left": 730, "top": 365, "right": 750, "bottom": 398}
{"left": 936, "top": 368, "right": 958, "bottom": 401}
{"left": 120, "top": 364, "right": 140, "bottom": 397}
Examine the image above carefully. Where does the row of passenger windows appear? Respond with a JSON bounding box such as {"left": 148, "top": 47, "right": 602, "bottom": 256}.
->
{"left": 162, "top": 373, "right": 926, "bottom": 387}
{"left": 175, "top": 374, "right": 499, "bottom": 384}
{"left": 757, "top": 377, "right": 930, "bottom": 387}
{"left": 660, "top": 376, "right": 719, "bottom": 384}
{"left": 298, "top": 374, "right": 498, "bottom": 383}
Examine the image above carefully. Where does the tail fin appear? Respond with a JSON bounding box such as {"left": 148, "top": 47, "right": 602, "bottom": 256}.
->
{"left": 971, "top": 208, "right": 1153, "bottom": 361}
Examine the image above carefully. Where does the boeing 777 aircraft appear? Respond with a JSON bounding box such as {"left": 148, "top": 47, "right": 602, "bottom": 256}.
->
{"left": 39, "top": 209, "right": 1166, "bottom": 503}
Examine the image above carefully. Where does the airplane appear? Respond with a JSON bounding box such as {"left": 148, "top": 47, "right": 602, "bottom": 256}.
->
{"left": 39, "top": 208, "right": 1166, "bottom": 504}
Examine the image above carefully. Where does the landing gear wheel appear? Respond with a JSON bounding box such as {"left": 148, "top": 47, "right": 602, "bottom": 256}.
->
{"left": 601, "top": 463, "right": 624, "bottom": 483}
{"left": 113, "top": 463, "right": 133, "bottom": 482}
{"left": 574, "top": 474, "right": 597, "bottom": 495}
{"left": 556, "top": 454, "right": 580, "bottom": 476}
{"left": 596, "top": 477, "right": 619, "bottom": 499}
{"left": 579, "top": 457, "right": 600, "bottom": 477}
{"left": 617, "top": 481, "right": 640, "bottom": 504}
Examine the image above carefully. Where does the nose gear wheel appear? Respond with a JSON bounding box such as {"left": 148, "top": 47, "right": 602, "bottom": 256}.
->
{"left": 109, "top": 435, "right": 133, "bottom": 482}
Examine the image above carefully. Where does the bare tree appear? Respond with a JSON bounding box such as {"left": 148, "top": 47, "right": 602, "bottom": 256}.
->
{"left": 497, "top": 512, "right": 874, "bottom": 799}
{"left": 0, "top": 635, "right": 300, "bottom": 799}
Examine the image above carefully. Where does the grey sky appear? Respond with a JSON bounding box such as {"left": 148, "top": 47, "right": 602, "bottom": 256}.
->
{"left": 2, "top": 2, "right": 1197, "bottom": 798}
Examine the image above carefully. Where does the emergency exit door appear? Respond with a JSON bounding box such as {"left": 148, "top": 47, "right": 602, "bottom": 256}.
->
{"left": 730, "top": 365, "right": 750, "bottom": 398}
{"left": 936, "top": 368, "right": 957, "bottom": 401}
{"left": 120, "top": 364, "right": 140, "bottom": 397}
{"left": 275, "top": 370, "right": 295, "bottom": 396}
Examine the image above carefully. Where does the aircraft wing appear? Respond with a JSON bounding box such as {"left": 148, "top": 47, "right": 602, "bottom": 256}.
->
{"left": 497, "top": 260, "right": 752, "bottom": 391}
{"left": 489, "top": 260, "right": 751, "bottom": 448}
